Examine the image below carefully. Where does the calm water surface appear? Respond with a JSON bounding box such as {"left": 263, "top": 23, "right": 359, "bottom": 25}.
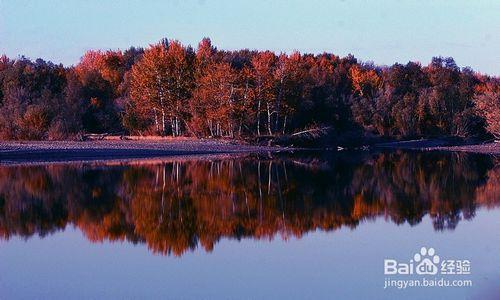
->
{"left": 0, "top": 151, "right": 499, "bottom": 299}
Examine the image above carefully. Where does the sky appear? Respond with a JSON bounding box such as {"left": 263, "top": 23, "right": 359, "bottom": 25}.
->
{"left": 0, "top": 0, "right": 499, "bottom": 75}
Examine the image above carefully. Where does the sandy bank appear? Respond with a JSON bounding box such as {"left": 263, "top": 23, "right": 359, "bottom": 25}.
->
{"left": 0, "top": 139, "right": 294, "bottom": 164}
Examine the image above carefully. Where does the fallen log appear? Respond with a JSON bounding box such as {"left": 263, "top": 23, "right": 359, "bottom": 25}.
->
{"left": 291, "top": 127, "right": 331, "bottom": 137}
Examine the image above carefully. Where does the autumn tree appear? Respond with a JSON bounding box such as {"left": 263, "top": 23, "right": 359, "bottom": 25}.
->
{"left": 129, "top": 40, "right": 194, "bottom": 136}
{"left": 385, "top": 62, "right": 427, "bottom": 137}
{"left": 474, "top": 80, "right": 500, "bottom": 139}
{"left": 274, "top": 52, "right": 306, "bottom": 134}
{"left": 349, "top": 64, "right": 382, "bottom": 133}
{"left": 190, "top": 38, "right": 217, "bottom": 135}
{"left": 251, "top": 51, "right": 276, "bottom": 135}
{"left": 300, "top": 54, "right": 354, "bottom": 132}
{"left": 350, "top": 64, "right": 381, "bottom": 99}
{"left": 49, "top": 69, "right": 85, "bottom": 139}
{"left": 191, "top": 61, "right": 237, "bottom": 136}
{"left": 0, "top": 57, "right": 67, "bottom": 139}
{"left": 231, "top": 66, "right": 256, "bottom": 137}
{"left": 75, "top": 50, "right": 126, "bottom": 133}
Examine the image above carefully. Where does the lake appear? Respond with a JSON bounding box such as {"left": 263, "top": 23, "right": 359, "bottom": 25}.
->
{"left": 0, "top": 151, "right": 498, "bottom": 299}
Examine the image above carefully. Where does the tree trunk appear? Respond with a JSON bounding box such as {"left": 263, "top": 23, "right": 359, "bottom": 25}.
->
{"left": 153, "top": 108, "right": 159, "bottom": 133}
{"left": 175, "top": 117, "right": 179, "bottom": 136}
{"left": 275, "top": 111, "right": 280, "bottom": 133}
{"left": 182, "top": 118, "right": 198, "bottom": 138}
{"left": 208, "top": 120, "right": 214, "bottom": 137}
{"left": 161, "top": 108, "right": 166, "bottom": 135}
{"left": 257, "top": 99, "right": 261, "bottom": 136}
{"left": 267, "top": 103, "right": 272, "bottom": 135}
{"left": 282, "top": 115, "right": 287, "bottom": 135}
{"left": 171, "top": 117, "right": 176, "bottom": 137}
{"left": 177, "top": 117, "right": 181, "bottom": 136}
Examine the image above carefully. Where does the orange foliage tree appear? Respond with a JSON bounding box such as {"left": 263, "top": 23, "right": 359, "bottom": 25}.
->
{"left": 129, "top": 40, "right": 194, "bottom": 136}
{"left": 474, "top": 81, "right": 500, "bottom": 139}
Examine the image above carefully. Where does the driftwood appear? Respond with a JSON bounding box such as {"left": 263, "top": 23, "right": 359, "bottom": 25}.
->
{"left": 290, "top": 127, "right": 331, "bottom": 138}
{"left": 81, "top": 133, "right": 126, "bottom": 141}
{"left": 86, "top": 133, "right": 108, "bottom": 140}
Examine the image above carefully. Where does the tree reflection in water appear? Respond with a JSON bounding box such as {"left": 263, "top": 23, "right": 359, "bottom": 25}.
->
{"left": 0, "top": 151, "right": 498, "bottom": 256}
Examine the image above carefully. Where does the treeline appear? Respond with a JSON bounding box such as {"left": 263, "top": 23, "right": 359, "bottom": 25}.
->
{"left": 0, "top": 38, "right": 498, "bottom": 140}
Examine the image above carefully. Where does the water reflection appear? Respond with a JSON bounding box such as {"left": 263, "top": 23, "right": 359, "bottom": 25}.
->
{"left": 0, "top": 151, "right": 498, "bottom": 256}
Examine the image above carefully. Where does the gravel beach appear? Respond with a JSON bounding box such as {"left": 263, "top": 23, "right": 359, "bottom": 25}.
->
{"left": 0, "top": 139, "right": 293, "bottom": 164}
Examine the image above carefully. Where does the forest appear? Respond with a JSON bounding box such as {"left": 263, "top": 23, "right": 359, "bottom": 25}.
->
{"left": 0, "top": 38, "right": 498, "bottom": 142}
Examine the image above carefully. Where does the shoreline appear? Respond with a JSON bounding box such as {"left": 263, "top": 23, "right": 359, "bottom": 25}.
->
{"left": 1, "top": 139, "right": 499, "bottom": 165}
{"left": 374, "top": 139, "right": 500, "bottom": 155}
{"left": 421, "top": 143, "right": 500, "bottom": 155}
{"left": 0, "top": 139, "right": 296, "bottom": 165}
